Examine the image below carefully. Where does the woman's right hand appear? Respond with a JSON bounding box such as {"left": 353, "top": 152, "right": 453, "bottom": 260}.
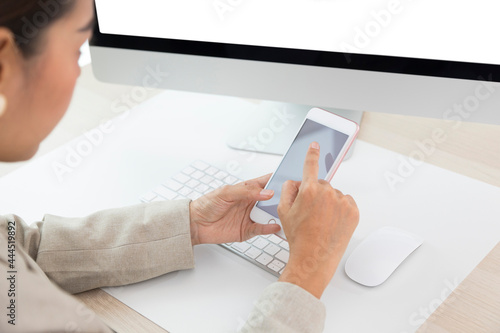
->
{"left": 278, "top": 142, "right": 359, "bottom": 299}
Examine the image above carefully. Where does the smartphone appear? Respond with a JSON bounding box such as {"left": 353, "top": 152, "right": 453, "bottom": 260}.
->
{"left": 250, "top": 107, "right": 360, "bottom": 239}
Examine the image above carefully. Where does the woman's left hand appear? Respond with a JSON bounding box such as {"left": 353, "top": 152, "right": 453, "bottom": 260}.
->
{"left": 189, "top": 174, "right": 281, "bottom": 245}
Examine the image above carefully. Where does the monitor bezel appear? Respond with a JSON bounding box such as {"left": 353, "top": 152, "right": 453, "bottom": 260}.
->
{"left": 90, "top": 7, "right": 500, "bottom": 83}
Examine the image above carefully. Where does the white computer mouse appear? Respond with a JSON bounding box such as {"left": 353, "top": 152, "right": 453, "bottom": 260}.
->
{"left": 345, "top": 226, "right": 423, "bottom": 287}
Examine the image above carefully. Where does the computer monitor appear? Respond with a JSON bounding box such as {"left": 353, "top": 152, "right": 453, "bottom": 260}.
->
{"left": 90, "top": 1, "right": 500, "bottom": 155}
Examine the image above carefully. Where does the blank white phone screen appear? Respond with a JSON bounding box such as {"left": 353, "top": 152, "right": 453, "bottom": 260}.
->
{"left": 257, "top": 119, "right": 348, "bottom": 218}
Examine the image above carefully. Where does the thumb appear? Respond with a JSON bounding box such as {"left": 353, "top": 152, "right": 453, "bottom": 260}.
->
{"left": 218, "top": 181, "right": 274, "bottom": 204}
{"left": 246, "top": 222, "right": 281, "bottom": 240}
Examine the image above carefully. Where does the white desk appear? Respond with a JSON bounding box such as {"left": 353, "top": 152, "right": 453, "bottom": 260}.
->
{"left": 1, "top": 88, "right": 499, "bottom": 332}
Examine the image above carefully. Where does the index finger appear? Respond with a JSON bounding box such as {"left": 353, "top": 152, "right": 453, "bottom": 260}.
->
{"left": 302, "top": 142, "right": 320, "bottom": 183}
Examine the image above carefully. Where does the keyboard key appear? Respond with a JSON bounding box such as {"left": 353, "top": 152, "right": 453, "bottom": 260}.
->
{"left": 187, "top": 191, "right": 202, "bottom": 201}
{"left": 264, "top": 243, "right": 281, "bottom": 256}
{"left": 244, "top": 247, "right": 262, "bottom": 259}
{"left": 273, "top": 259, "right": 285, "bottom": 270}
{"left": 255, "top": 253, "right": 273, "bottom": 266}
{"left": 182, "top": 166, "right": 196, "bottom": 175}
{"left": 268, "top": 234, "right": 283, "bottom": 245}
{"left": 186, "top": 179, "right": 200, "bottom": 188}
{"left": 191, "top": 170, "right": 205, "bottom": 180}
{"left": 224, "top": 175, "right": 239, "bottom": 185}
{"left": 141, "top": 192, "right": 157, "bottom": 202}
{"left": 178, "top": 187, "right": 192, "bottom": 197}
{"left": 195, "top": 184, "right": 210, "bottom": 193}
{"left": 281, "top": 241, "right": 289, "bottom": 251}
{"left": 163, "top": 179, "right": 183, "bottom": 192}
{"left": 209, "top": 180, "right": 224, "bottom": 189}
{"left": 192, "top": 161, "right": 209, "bottom": 171}
{"left": 268, "top": 259, "right": 285, "bottom": 272}
{"left": 252, "top": 238, "right": 269, "bottom": 249}
{"left": 173, "top": 173, "right": 190, "bottom": 184}
{"left": 246, "top": 236, "right": 258, "bottom": 244}
{"left": 200, "top": 175, "right": 214, "bottom": 185}
{"left": 205, "top": 166, "right": 219, "bottom": 176}
{"left": 231, "top": 242, "right": 251, "bottom": 253}
{"left": 275, "top": 249, "right": 289, "bottom": 263}
{"left": 154, "top": 186, "right": 177, "bottom": 200}
{"left": 214, "top": 171, "right": 228, "bottom": 180}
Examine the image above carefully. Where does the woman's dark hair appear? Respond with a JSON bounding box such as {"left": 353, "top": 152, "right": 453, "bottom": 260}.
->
{"left": 0, "top": 0, "right": 76, "bottom": 57}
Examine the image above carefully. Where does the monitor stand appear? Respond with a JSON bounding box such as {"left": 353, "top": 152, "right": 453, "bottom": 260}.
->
{"left": 226, "top": 100, "right": 363, "bottom": 159}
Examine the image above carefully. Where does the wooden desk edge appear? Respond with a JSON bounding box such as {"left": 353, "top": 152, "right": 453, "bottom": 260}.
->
{"left": 417, "top": 241, "right": 500, "bottom": 333}
{"left": 75, "top": 289, "right": 168, "bottom": 333}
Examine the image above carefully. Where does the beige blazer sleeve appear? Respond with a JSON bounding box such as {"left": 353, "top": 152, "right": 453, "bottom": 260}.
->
{"left": 29, "top": 200, "right": 195, "bottom": 294}
{"left": 0, "top": 200, "right": 195, "bottom": 332}
{"left": 1, "top": 227, "right": 113, "bottom": 332}
{"left": 239, "top": 282, "right": 326, "bottom": 333}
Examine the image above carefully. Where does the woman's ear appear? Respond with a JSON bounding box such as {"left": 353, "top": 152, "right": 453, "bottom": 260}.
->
{"left": 0, "top": 28, "right": 21, "bottom": 118}
{"left": 0, "top": 28, "right": 20, "bottom": 90}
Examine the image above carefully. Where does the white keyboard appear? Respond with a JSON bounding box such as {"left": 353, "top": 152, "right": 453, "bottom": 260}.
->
{"left": 140, "top": 161, "right": 289, "bottom": 277}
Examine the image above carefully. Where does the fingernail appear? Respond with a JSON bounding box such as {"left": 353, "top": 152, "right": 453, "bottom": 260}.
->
{"left": 311, "top": 142, "right": 320, "bottom": 150}
{"left": 260, "top": 189, "right": 274, "bottom": 197}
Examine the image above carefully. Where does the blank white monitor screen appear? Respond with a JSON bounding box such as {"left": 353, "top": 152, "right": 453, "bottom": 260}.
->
{"left": 95, "top": 0, "right": 500, "bottom": 66}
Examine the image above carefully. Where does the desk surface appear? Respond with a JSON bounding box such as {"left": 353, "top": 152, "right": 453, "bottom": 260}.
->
{"left": 1, "top": 66, "right": 499, "bottom": 332}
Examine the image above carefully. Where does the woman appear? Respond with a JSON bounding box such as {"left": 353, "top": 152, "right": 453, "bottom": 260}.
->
{"left": 0, "top": 1, "right": 359, "bottom": 332}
